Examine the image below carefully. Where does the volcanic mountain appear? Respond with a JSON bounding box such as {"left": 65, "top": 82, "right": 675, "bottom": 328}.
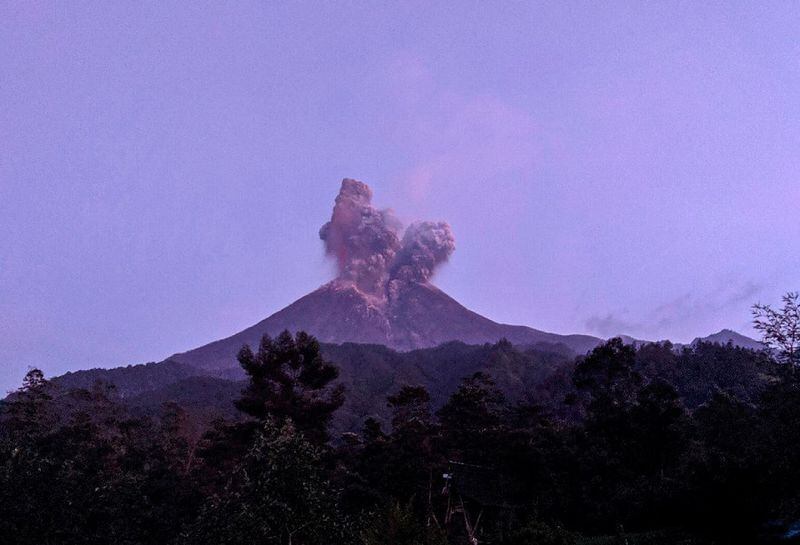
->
{"left": 46, "top": 177, "right": 763, "bottom": 437}
{"left": 169, "top": 279, "right": 602, "bottom": 370}
{"left": 164, "top": 179, "right": 762, "bottom": 372}
{"left": 15, "top": 177, "right": 764, "bottom": 438}
{"left": 165, "top": 178, "right": 601, "bottom": 370}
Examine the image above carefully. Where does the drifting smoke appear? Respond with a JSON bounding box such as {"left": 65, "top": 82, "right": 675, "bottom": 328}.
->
{"left": 319, "top": 179, "right": 455, "bottom": 298}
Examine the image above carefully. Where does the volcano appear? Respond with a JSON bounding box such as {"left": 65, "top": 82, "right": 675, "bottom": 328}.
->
{"left": 48, "top": 179, "right": 762, "bottom": 428}
{"left": 169, "top": 278, "right": 602, "bottom": 370}
{"left": 169, "top": 179, "right": 601, "bottom": 370}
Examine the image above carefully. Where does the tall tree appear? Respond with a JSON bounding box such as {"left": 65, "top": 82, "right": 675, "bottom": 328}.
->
{"left": 383, "top": 386, "right": 441, "bottom": 510}
{"left": 387, "top": 385, "right": 434, "bottom": 434}
{"left": 235, "top": 330, "right": 344, "bottom": 444}
{"left": 573, "top": 338, "right": 641, "bottom": 414}
{"left": 753, "top": 291, "right": 800, "bottom": 370}
{"left": 437, "top": 372, "right": 505, "bottom": 465}
{"left": 1, "top": 368, "right": 56, "bottom": 437}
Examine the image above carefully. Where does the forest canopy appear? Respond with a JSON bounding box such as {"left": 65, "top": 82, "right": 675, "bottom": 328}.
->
{"left": 2, "top": 329, "right": 799, "bottom": 545}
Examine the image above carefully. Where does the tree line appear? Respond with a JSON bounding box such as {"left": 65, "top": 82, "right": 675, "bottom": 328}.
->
{"left": 3, "top": 301, "right": 800, "bottom": 544}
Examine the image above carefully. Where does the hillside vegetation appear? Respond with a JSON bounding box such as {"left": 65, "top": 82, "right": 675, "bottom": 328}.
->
{"left": 2, "top": 332, "right": 797, "bottom": 544}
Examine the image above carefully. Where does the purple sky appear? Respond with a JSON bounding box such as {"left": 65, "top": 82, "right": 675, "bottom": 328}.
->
{"left": 2, "top": 2, "right": 799, "bottom": 393}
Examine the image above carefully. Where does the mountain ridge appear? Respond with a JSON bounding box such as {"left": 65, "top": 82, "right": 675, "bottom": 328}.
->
{"left": 691, "top": 328, "right": 764, "bottom": 351}
{"left": 168, "top": 279, "right": 603, "bottom": 370}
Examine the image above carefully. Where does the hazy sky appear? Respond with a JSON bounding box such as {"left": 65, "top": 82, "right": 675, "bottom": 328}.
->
{"left": 2, "top": 2, "right": 799, "bottom": 393}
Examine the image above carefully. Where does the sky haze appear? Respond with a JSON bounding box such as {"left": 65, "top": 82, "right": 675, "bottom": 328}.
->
{"left": 2, "top": 2, "right": 799, "bottom": 392}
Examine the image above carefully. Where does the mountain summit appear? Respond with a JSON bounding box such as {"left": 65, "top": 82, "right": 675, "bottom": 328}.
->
{"left": 171, "top": 179, "right": 601, "bottom": 369}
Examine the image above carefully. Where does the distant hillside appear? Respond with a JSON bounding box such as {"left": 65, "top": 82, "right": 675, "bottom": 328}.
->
{"left": 51, "top": 340, "right": 574, "bottom": 434}
{"left": 53, "top": 360, "right": 201, "bottom": 398}
{"left": 614, "top": 329, "right": 762, "bottom": 351}
{"left": 46, "top": 333, "right": 772, "bottom": 436}
{"left": 692, "top": 329, "right": 764, "bottom": 351}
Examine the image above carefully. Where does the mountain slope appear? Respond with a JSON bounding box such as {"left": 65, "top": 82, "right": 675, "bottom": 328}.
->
{"left": 691, "top": 329, "right": 764, "bottom": 351}
{"left": 169, "top": 280, "right": 602, "bottom": 370}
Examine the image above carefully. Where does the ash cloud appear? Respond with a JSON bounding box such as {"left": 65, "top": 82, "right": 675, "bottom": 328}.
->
{"left": 319, "top": 179, "right": 401, "bottom": 294}
{"left": 391, "top": 221, "right": 455, "bottom": 284}
{"left": 320, "top": 179, "right": 455, "bottom": 297}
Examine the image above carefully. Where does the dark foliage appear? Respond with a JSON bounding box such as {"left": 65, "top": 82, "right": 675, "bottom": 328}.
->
{"left": 235, "top": 330, "right": 345, "bottom": 444}
{"left": 2, "top": 333, "right": 799, "bottom": 544}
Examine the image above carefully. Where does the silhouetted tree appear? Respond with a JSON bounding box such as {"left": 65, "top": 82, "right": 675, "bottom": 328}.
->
{"left": 2, "top": 368, "right": 55, "bottom": 437}
{"left": 382, "top": 386, "right": 441, "bottom": 515}
{"left": 573, "top": 338, "right": 642, "bottom": 418}
{"left": 235, "top": 330, "right": 344, "bottom": 444}
{"left": 387, "top": 385, "right": 434, "bottom": 433}
{"left": 753, "top": 291, "right": 800, "bottom": 369}
{"left": 437, "top": 372, "right": 505, "bottom": 465}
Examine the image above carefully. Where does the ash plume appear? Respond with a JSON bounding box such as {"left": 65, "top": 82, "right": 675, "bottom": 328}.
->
{"left": 319, "top": 179, "right": 401, "bottom": 294}
{"left": 320, "top": 179, "right": 455, "bottom": 297}
{"left": 391, "top": 221, "right": 455, "bottom": 284}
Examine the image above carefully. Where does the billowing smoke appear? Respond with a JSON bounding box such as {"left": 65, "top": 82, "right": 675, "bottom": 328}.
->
{"left": 319, "top": 179, "right": 401, "bottom": 294}
{"left": 320, "top": 179, "right": 455, "bottom": 298}
{"left": 391, "top": 221, "right": 455, "bottom": 284}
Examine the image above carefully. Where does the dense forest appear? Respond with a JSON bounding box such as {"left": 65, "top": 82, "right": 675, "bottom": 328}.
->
{"left": 3, "top": 326, "right": 800, "bottom": 544}
{"left": 51, "top": 339, "right": 577, "bottom": 436}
